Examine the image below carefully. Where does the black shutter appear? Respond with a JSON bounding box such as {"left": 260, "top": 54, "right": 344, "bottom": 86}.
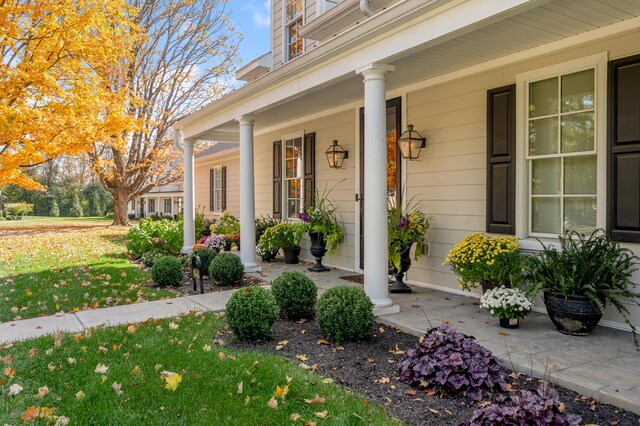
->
{"left": 209, "top": 168, "right": 214, "bottom": 211}
{"left": 273, "top": 140, "right": 282, "bottom": 219}
{"left": 304, "top": 133, "right": 316, "bottom": 210}
{"left": 221, "top": 166, "right": 227, "bottom": 211}
{"left": 608, "top": 55, "right": 640, "bottom": 242}
{"left": 486, "top": 84, "right": 516, "bottom": 234}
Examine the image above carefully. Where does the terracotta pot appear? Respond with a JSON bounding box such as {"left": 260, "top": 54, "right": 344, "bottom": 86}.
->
{"left": 192, "top": 244, "right": 205, "bottom": 251}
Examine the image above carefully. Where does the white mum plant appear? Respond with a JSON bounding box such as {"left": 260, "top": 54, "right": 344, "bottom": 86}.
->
{"left": 480, "top": 286, "right": 533, "bottom": 320}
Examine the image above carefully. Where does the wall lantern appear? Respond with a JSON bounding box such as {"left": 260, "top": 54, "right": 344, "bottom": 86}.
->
{"left": 325, "top": 140, "right": 349, "bottom": 169}
{"left": 397, "top": 124, "right": 426, "bottom": 160}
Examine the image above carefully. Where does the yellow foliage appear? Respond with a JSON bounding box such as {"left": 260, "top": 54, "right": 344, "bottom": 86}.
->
{"left": 0, "top": 0, "right": 141, "bottom": 189}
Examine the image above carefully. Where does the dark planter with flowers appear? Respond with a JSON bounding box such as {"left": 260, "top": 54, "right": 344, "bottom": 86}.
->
{"left": 308, "top": 232, "right": 329, "bottom": 272}
{"left": 388, "top": 197, "right": 432, "bottom": 295}
{"left": 389, "top": 243, "right": 413, "bottom": 293}
{"left": 543, "top": 292, "right": 604, "bottom": 336}
{"left": 283, "top": 246, "right": 301, "bottom": 264}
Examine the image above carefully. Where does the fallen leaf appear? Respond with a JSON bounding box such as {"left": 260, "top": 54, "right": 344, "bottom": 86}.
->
{"left": 202, "top": 344, "right": 212, "bottom": 352}
{"left": 277, "top": 340, "right": 289, "bottom": 345}
{"left": 237, "top": 381, "right": 243, "bottom": 395}
{"left": 428, "top": 408, "right": 440, "bottom": 414}
{"left": 131, "top": 365, "right": 142, "bottom": 376}
{"left": 406, "top": 389, "right": 416, "bottom": 396}
{"left": 76, "top": 390, "right": 85, "bottom": 400}
{"left": 315, "top": 410, "right": 328, "bottom": 419}
{"left": 304, "top": 394, "right": 326, "bottom": 404}
{"left": 20, "top": 407, "right": 40, "bottom": 422}
{"left": 274, "top": 384, "right": 289, "bottom": 400}
{"left": 127, "top": 325, "right": 138, "bottom": 334}
{"left": 37, "top": 386, "right": 49, "bottom": 398}
{"left": 94, "top": 364, "right": 108, "bottom": 374}
{"left": 295, "top": 354, "right": 308, "bottom": 362}
{"left": 290, "top": 413, "right": 301, "bottom": 421}
{"left": 286, "top": 374, "right": 292, "bottom": 384}
{"left": 316, "top": 339, "right": 330, "bottom": 345}
{"left": 499, "top": 331, "right": 510, "bottom": 336}
{"left": 267, "top": 396, "right": 278, "bottom": 409}
{"left": 8, "top": 383, "right": 23, "bottom": 395}
{"left": 322, "top": 377, "right": 333, "bottom": 384}
{"left": 379, "top": 326, "right": 385, "bottom": 333}
{"left": 376, "top": 377, "right": 390, "bottom": 384}
{"left": 3, "top": 367, "right": 14, "bottom": 378}
{"left": 112, "top": 382, "right": 123, "bottom": 396}
{"left": 218, "top": 352, "right": 225, "bottom": 361}
{"left": 162, "top": 371, "right": 182, "bottom": 391}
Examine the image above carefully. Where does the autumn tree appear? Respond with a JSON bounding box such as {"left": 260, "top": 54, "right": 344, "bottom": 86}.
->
{"left": 0, "top": 0, "right": 139, "bottom": 190}
{"left": 91, "top": 0, "right": 240, "bottom": 225}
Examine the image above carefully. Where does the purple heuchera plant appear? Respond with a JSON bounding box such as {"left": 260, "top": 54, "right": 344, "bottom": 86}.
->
{"left": 462, "top": 382, "right": 582, "bottom": 426}
{"left": 398, "top": 323, "right": 507, "bottom": 401}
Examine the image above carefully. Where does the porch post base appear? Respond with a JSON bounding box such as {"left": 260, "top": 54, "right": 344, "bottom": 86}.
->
{"left": 243, "top": 262, "right": 262, "bottom": 273}
{"left": 373, "top": 304, "right": 400, "bottom": 316}
{"left": 180, "top": 246, "right": 194, "bottom": 255}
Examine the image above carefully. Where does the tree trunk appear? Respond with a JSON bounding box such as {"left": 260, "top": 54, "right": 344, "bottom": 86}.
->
{"left": 112, "top": 189, "right": 130, "bottom": 226}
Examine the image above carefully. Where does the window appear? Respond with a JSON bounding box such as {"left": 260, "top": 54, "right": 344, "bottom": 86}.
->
{"left": 518, "top": 54, "right": 606, "bottom": 238}
{"left": 285, "top": 0, "right": 303, "bottom": 60}
{"left": 148, "top": 198, "right": 156, "bottom": 214}
{"left": 284, "top": 136, "right": 304, "bottom": 218}
{"left": 164, "top": 199, "right": 172, "bottom": 214}
{"left": 213, "top": 169, "right": 223, "bottom": 212}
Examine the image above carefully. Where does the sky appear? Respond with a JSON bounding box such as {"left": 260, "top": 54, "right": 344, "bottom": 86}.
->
{"left": 228, "top": 0, "right": 272, "bottom": 68}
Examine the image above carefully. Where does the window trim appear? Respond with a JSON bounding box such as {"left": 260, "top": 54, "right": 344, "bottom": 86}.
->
{"left": 515, "top": 52, "right": 608, "bottom": 240}
{"left": 212, "top": 167, "right": 223, "bottom": 213}
{"left": 281, "top": 131, "right": 305, "bottom": 220}
{"left": 283, "top": 0, "right": 304, "bottom": 61}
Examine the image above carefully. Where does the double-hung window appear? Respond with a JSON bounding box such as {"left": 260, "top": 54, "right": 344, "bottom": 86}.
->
{"left": 285, "top": 0, "right": 303, "bottom": 60}
{"left": 284, "top": 135, "right": 304, "bottom": 219}
{"left": 148, "top": 198, "right": 156, "bottom": 214}
{"left": 211, "top": 168, "right": 223, "bottom": 212}
{"left": 164, "top": 199, "right": 172, "bottom": 214}
{"left": 519, "top": 54, "right": 606, "bottom": 238}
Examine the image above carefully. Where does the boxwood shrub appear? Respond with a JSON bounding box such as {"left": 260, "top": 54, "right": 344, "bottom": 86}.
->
{"left": 316, "top": 286, "right": 374, "bottom": 344}
{"left": 209, "top": 253, "right": 244, "bottom": 286}
{"left": 225, "top": 286, "right": 279, "bottom": 340}
{"left": 140, "top": 249, "right": 171, "bottom": 267}
{"left": 151, "top": 256, "right": 183, "bottom": 287}
{"left": 271, "top": 271, "right": 317, "bottom": 319}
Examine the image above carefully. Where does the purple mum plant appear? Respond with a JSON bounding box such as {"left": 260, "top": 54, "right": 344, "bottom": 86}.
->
{"left": 462, "top": 382, "right": 582, "bottom": 426}
{"left": 398, "top": 323, "right": 507, "bottom": 401}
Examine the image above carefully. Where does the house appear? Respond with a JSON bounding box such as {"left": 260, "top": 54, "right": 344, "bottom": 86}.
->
{"left": 173, "top": 0, "right": 640, "bottom": 329}
{"left": 129, "top": 183, "right": 184, "bottom": 219}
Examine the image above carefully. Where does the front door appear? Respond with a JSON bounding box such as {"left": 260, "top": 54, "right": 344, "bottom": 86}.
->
{"left": 359, "top": 97, "right": 402, "bottom": 269}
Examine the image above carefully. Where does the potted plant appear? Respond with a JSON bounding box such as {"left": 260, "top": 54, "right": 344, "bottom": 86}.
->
{"left": 388, "top": 197, "right": 432, "bottom": 293}
{"left": 258, "top": 222, "right": 309, "bottom": 264}
{"left": 480, "top": 286, "right": 533, "bottom": 329}
{"left": 299, "top": 184, "right": 343, "bottom": 272}
{"left": 444, "top": 233, "right": 521, "bottom": 293}
{"left": 255, "top": 215, "right": 280, "bottom": 243}
{"left": 203, "top": 234, "right": 225, "bottom": 253}
{"left": 524, "top": 229, "right": 640, "bottom": 346}
{"left": 210, "top": 210, "right": 240, "bottom": 251}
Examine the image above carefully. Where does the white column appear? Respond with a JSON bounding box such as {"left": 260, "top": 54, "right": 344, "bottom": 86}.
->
{"left": 181, "top": 139, "right": 195, "bottom": 253}
{"left": 237, "top": 116, "right": 261, "bottom": 272}
{"left": 357, "top": 63, "right": 396, "bottom": 309}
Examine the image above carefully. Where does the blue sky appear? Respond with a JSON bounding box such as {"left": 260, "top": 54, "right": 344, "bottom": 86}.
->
{"left": 228, "top": 0, "right": 271, "bottom": 67}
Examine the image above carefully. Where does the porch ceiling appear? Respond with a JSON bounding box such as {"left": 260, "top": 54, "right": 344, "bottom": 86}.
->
{"left": 191, "top": 0, "right": 640, "bottom": 141}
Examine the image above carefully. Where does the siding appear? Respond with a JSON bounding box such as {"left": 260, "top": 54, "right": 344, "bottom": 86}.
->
{"left": 405, "top": 30, "right": 640, "bottom": 328}
{"left": 272, "top": 0, "right": 284, "bottom": 66}
{"left": 194, "top": 152, "right": 240, "bottom": 221}
{"left": 254, "top": 111, "right": 357, "bottom": 270}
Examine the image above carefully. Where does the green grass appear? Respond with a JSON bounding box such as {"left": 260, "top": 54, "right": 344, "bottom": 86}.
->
{"left": 0, "top": 218, "right": 176, "bottom": 322}
{"left": 0, "top": 313, "right": 398, "bottom": 425}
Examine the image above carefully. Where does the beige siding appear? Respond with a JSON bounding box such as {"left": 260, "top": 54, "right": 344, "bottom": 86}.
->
{"left": 405, "top": 30, "right": 640, "bottom": 328}
{"left": 272, "top": 0, "right": 284, "bottom": 66}
{"left": 254, "top": 111, "right": 357, "bottom": 270}
{"left": 194, "top": 152, "right": 240, "bottom": 221}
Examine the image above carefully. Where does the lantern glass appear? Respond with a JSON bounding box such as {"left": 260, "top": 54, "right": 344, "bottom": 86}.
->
{"left": 397, "top": 125, "right": 425, "bottom": 160}
{"left": 325, "top": 140, "right": 348, "bottom": 168}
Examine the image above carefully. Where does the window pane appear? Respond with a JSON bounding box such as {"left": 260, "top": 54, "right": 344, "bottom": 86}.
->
{"left": 286, "top": 0, "right": 302, "bottom": 21}
{"left": 564, "top": 197, "right": 597, "bottom": 233}
{"left": 287, "top": 200, "right": 301, "bottom": 218}
{"left": 214, "top": 192, "right": 222, "bottom": 211}
{"left": 564, "top": 155, "right": 596, "bottom": 194}
{"left": 529, "top": 117, "right": 558, "bottom": 156}
{"left": 531, "top": 197, "right": 561, "bottom": 234}
{"left": 286, "top": 159, "right": 300, "bottom": 178}
{"left": 529, "top": 77, "right": 558, "bottom": 118}
{"left": 561, "top": 69, "right": 594, "bottom": 112}
{"left": 532, "top": 158, "right": 561, "bottom": 195}
{"left": 287, "top": 179, "right": 300, "bottom": 198}
{"left": 561, "top": 112, "right": 594, "bottom": 153}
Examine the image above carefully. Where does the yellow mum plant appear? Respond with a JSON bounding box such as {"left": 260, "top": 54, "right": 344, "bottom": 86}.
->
{"left": 443, "top": 233, "right": 521, "bottom": 291}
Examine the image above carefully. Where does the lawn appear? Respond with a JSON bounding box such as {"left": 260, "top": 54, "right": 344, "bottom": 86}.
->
{"left": 0, "top": 218, "right": 175, "bottom": 323}
{"left": 0, "top": 312, "right": 397, "bottom": 425}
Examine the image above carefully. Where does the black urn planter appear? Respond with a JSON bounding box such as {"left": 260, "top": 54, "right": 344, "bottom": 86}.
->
{"left": 308, "top": 232, "right": 329, "bottom": 272}
{"left": 224, "top": 241, "right": 233, "bottom": 251}
{"left": 282, "top": 246, "right": 301, "bottom": 264}
{"left": 390, "top": 244, "right": 413, "bottom": 293}
{"left": 543, "top": 292, "right": 605, "bottom": 336}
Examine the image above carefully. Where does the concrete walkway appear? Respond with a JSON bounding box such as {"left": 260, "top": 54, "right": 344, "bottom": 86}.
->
{"left": 2, "top": 260, "right": 639, "bottom": 415}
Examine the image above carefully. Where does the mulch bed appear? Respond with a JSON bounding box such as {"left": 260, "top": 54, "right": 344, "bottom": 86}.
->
{"left": 227, "top": 319, "right": 640, "bottom": 426}
{"left": 141, "top": 262, "right": 267, "bottom": 296}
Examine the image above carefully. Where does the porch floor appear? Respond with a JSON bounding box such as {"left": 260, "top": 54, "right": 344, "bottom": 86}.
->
{"left": 251, "top": 260, "right": 640, "bottom": 415}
